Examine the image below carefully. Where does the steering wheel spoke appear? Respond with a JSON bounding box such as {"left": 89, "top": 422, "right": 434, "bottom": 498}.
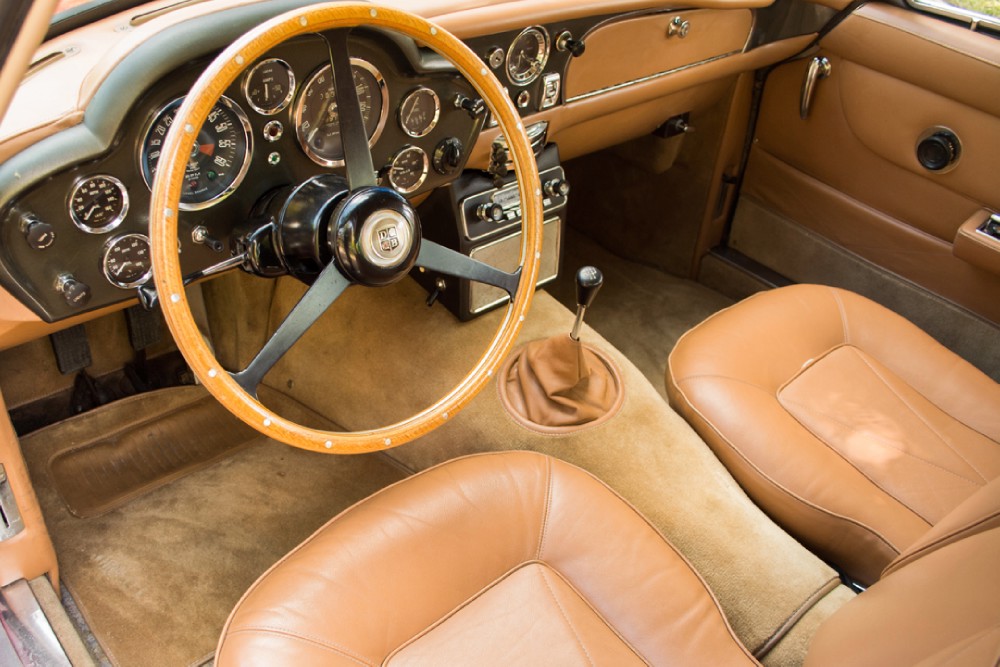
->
{"left": 326, "top": 29, "right": 376, "bottom": 190}
{"left": 416, "top": 240, "right": 521, "bottom": 296}
{"left": 231, "top": 261, "right": 351, "bottom": 395}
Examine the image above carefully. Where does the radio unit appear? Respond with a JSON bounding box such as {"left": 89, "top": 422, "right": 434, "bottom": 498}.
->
{"left": 415, "top": 145, "right": 567, "bottom": 321}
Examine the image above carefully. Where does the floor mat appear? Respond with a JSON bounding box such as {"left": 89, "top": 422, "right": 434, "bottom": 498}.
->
{"left": 21, "top": 386, "right": 409, "bottom": 667}
{"left": 41, "top": 386, "right": 258, "bottom": 518}
{"left": 547, "top": 230, "right": 733, "bottom": 397}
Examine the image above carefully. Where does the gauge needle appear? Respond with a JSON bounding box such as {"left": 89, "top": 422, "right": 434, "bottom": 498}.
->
{"left": 264, "top": 83, "right": 270, "bottom": 101}
{"left": 198, "top": 144, "right": 215, "bottom": 156}
{"left": 115, "top": 262, "right": 132, "bottom": 276}
{"left": 83, "top": 204, "right": 99, "bottom": 221}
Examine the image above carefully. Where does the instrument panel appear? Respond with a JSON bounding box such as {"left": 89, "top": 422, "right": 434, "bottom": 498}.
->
{"left": 2, "top": 30, "right": 484, "bottom": 320}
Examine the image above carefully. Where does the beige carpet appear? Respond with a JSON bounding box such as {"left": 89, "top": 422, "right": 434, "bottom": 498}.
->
{"left": 21, "top": 386, "right": 408, "bottom": 667}
{"left": 250, "top": 275, "right": 851, "bottom": 662}
{"left": 546, "top": 230, "right": 734, "bottom": 397}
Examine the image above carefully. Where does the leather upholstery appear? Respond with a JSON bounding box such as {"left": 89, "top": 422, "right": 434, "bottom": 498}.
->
{"left": 805, "top": 527, "right": 1000, "bottom": 667}
{"left": 667, "top": 284, "right": 1000, "bottom": 584}
{"left": 498, "top": 335, "right": 624, "bottom": 433}
{"left": 217, "top": 451, "right": 757, "bottom": 666}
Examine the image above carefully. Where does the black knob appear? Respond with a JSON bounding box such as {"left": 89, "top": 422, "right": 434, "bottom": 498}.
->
{"left": 455, "top": 95, "right": 486, "bottom": 119}
{"left": 544, "top": 179, "right": 570, "bottom": 198}
{"left": 917, "top": 131, "right": 960, "bottom": 171}
{"left": 21, "top": 215, "right": 55, "bottom": 250}
{"left": 433, "top": 137, "right": 464, "bottom": 175}
{"left": 57, "top": 275, "right": 92, "bottom": 308}
{"left": 575, "top": 266, "right": 603, "bottom": 309}
{"left": 476, "top": 202, "right": 505, "bottom": 223}
{"left": 556, "top": 32, "right": 586, "bottom": 57}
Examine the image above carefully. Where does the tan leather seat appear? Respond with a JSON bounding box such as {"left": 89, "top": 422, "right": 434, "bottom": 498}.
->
{"left": 667, "top": 284, "right": 1000, "bottom": 584}
{"left": 216, "top": 451, "right": 757, "bottom": 666}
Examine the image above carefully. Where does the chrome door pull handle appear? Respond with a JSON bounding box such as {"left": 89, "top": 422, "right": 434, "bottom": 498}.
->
{"left": 800, "top": 56, "right": 832, "bottom": 120}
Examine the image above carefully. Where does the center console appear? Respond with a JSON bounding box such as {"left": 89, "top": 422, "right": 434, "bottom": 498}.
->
{"left": 415, "top": 142, "right": 567, "bottom": 320}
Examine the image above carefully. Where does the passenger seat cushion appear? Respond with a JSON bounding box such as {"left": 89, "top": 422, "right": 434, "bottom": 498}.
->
{"left": 667, "top": 284, "right": 1000, "bottom": 584}
{"left": 216, "top": 451, "right": 758, "bottom": 666}
{"left": 804, "top": 527, "right": 1000, "bottom": 667}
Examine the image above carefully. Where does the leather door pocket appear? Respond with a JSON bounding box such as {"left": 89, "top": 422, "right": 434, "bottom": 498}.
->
{"left": 953, "top": 209, "right": 1000, "bottom": 276}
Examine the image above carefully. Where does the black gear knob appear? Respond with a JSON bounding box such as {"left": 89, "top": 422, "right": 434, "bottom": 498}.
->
{"left": 575, "top": 266, "right": 603, "bottom": 309}
{"left": 571, "top": 266, "right": 602, "bottom": 340}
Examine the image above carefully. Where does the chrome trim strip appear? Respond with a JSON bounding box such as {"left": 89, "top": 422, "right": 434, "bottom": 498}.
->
{"left": 906, "top": 0, "right": 1000, "bottom": 34}
{"left": 0, "top": 580, "right": 71, "bottom": 667}
{"left": 565, "top": 51, "right": 741, "bottom": 104}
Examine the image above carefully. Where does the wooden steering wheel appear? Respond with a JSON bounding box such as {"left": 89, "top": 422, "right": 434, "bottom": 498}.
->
{"left": 149, "top": 4, "right": 543, "bottom": 454}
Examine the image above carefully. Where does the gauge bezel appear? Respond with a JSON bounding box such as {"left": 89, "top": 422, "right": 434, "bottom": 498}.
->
{"left": 387, "top": 145, "right": 429, "bottom": 194}
{"left": 138, "top": 95, "right": 254, "bottom": 212}
{"left": 398, "top": 86, "right": 441, "bottom": 138}
{"left": 506, "top": 26, "right": 550, "bottom": 86}
{"left": 102, "top": 233, "right": 153, "bottom": 289}
{"left": 243, "top": 58, "right": 296, "bottom": 116}
{"left": 293, "top": 58, "right": 389, "bottom": 168}
{"left": 68, "top": 174, "right": 130, "bottom": 234}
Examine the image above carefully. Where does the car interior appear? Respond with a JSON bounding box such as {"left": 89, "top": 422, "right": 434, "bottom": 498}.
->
{"left": 0, "top": 0, "right": 998, "bottom": 665}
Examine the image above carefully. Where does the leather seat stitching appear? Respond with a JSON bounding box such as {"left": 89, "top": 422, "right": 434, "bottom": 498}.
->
{"left": 882, "top": 509, "right": 1000, "bottom": 577}
{"left": 671, "top": 376, "right": 902, "bottom": 555}
{"left": 537, "top": 565, "right": 596, "bottom": 666}
{"left": 537, "top": 455, "right": 554, "bottom": 559}
{"left": 854, "top": 350, "right": 990, "bottom": 484}
{"left": 225, "top": 626, "right": 374, "bottom": 666}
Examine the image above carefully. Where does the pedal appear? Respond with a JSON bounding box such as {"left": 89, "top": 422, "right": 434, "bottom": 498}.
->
{"left": 49, "top": 325, "right": 92, "bottom": 375}
{"left": 125, "top": 305, "right": 163, "bottom": 351}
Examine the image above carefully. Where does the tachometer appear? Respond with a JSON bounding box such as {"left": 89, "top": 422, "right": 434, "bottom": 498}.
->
{"left": 506, "top": 27, "right": 549, "bottom": 85}
{"left": 140, "top": 95, "right": 252, "bottom": 211}
{"left": 293, "top": 59, "right": 388, "bottom": 167}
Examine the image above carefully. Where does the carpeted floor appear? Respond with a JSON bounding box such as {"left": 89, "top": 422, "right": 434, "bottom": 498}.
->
{"left": 547, "top": 230, "right": 734, "bottom": 397}
{"left": 21, "top": 386, "right": 409, "bottom": 667}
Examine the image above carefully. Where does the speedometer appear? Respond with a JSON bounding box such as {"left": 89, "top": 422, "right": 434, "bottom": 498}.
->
{"left": 139, "top": 95, "right": 252, "bottom": 210}
{"left": 293, "top": 59, "right": 388, "bottom": 167}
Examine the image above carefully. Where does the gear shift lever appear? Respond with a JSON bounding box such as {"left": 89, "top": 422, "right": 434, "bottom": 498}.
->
{"left": 570, "top": 266, "right": 603, "bottom": 341}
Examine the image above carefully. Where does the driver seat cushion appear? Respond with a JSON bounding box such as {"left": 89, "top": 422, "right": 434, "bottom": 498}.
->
{"left": 215, "top": 451, "right": 758, "bottom": 666}
{"left": 667, "top": 284, "right": 1000, "bottom": 585}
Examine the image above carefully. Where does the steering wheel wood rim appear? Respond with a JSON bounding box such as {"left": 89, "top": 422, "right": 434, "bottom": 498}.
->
{"left": 150, "top": 3, "right": 543, "bottom": 454}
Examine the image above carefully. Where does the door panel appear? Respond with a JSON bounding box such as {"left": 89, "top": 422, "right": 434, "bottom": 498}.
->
{"left": 734, "top": 3, "right": 1000, "bottom": 326}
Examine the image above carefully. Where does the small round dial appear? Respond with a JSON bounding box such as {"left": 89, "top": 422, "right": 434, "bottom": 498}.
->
{"left": 506, "top": 27, "right": 549, "bottom": 85}
{"left": 102, "top": 233, "right": 153, "bottom": 288}
{"left": 294, "top": 59, "right": 388, "bottom": 167}
{"left": 69, "top": 175, "right": 129, "bottom": 234}
{"left": 398, "top": 87, "right": 440, "bottom": 138}
{"left": 244, "top": 58, "right": 295, "bottom": 115}
{"left": 140, "top": 95, "right": 252, "bottom": 211}
{"left": 387, "top": 146, "right": 429, "bottom": 194}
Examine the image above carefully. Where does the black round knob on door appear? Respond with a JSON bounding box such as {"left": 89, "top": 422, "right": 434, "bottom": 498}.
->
{"left": 917, "top": 130, "right": 960, "bottom": 171}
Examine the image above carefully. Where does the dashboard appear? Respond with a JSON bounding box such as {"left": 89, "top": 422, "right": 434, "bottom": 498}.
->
{"left": 0, "top": 0, "right": 820, "bottom": 327}
{"left": 1, "top": 29, "right": 486, "bottom": 320}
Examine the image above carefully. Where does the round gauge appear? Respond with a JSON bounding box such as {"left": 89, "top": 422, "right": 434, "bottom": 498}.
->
{"left": 140, "top": 95, "right": 252, "bottom": 211}
{"left": 386, "top": 146, "right": 429, "bottom": 194}
{"left": 102, "top": 233, "right": 153, "bottom": 289}
{"left": 244, "top": 58, "right": 295, "bottom": 115}
{"left": 506, "top": 27, "right": 549, "bottom": 85}
{"left": 293, "top": 59, "right": 388, "bottom": 167}
{"left": 69, "top": 175, "right": 129, "bottom": 234}
{"left": 398, "top": 87, "right": 440, "bottom": 138}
